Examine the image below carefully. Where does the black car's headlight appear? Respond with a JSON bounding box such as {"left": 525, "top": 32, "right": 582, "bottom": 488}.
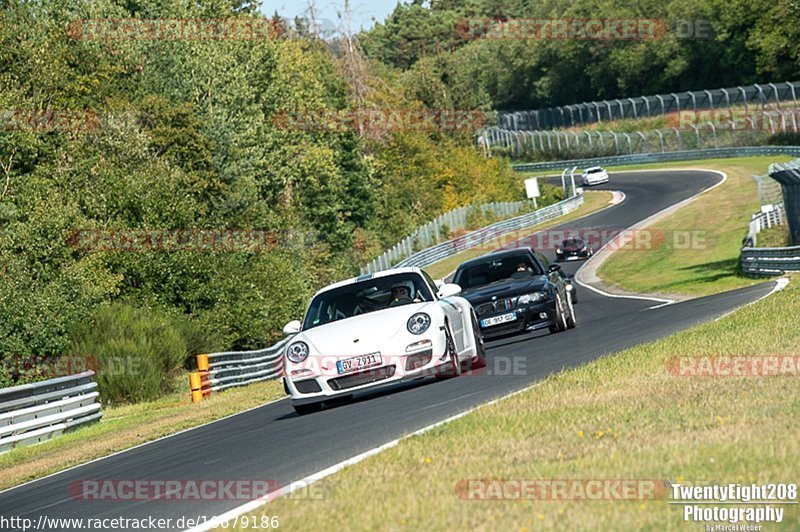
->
{"left": 407, "top": 313, "right": 431, "bottom": 335}
{"left": 286, "top": 341, "right": 310, "bottom": 363}
{"left": 518, "top": 292, "right": 547, "bottom": 305}
{"left": 556, "top": 247, "right": 562, "bottom": 253}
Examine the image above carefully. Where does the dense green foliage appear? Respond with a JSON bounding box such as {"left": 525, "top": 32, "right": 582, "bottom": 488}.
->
{"left": 0, "top": 0, "right": 522, "bottom": 397}
{"left": 362, "top": 0, "right": 800, "bottom": 110}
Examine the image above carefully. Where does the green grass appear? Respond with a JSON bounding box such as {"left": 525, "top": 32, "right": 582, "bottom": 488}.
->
{"left": 757, "top": 224, "right": 791, "bottom": 248}
{"left": 424, "top": 191, "right": 613, "bottom": 280}
{"left": 240, "top": 277, "right": 799, "bottom": 531}
{"left": 588, "top": 156, "right": 793, "bottom": 296}
{"left": 0, "top": 374, "right": 285, "bottom": 491}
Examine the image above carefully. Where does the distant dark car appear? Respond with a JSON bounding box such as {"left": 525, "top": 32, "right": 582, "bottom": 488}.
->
{"left": 555, "top": 237, "right": 593, "bottom": 261}
{"left": 452, "top": 248, "right": 576, "bottom": 339}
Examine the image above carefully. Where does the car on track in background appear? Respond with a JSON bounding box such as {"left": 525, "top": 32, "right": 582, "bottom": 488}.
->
{"left": 582, "top": 166, "right": 610, "bottom": 186}
{"left": 281, "top": 267, "right": 485, "bottom": 415}
{"left": 555, "top": 237, "right": 593, "bottom": 262}
{"left": 452, "top": 248, "right": 576, "bottom": 340}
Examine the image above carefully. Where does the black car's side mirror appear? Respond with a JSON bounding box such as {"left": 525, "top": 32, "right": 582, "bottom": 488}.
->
{"left": 548, "top": 263, "right": 562, "bottom": 273}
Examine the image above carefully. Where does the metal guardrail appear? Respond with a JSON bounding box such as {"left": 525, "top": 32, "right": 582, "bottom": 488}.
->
{"left": 511, "top": 146, "right": 800, "bottom": 173}
{"left": 0, "top": 371, "right": 103, "bottom": 454}
{"left": 189, "top": 337, "right": 294, "bottom": 402}
{"left": 741, "top": 245, "right": 800, "bottom": 276}
{"left": 497, "top": 81, "right": 800, "bottom": 131}
{"left": 394, "top": 193, "right": 584, "bottom": 271}
{"left": 362, "top": 199, "right": 539, "bottom": 274}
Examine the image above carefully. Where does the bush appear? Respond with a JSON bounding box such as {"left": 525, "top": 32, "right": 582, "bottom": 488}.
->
{"left": 67, "top": 303, "right": 212, "bottom": 405}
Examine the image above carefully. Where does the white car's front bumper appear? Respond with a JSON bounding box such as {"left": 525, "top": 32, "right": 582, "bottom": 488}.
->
{"left": 284, "top": 330, "right": 451, "bottom": 405}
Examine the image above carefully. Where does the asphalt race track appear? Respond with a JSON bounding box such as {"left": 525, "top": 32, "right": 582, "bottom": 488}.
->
{"left": 0, "top": 170, "right": 780, "bottom": 530}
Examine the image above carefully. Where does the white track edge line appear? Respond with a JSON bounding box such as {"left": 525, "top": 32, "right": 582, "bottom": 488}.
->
{"left": 185, "top": 382, "right": 544, "bottom": 532}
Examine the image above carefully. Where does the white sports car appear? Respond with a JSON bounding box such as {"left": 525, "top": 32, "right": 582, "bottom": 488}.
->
{"left": 582, "top": 166, "right": 610, "bottom": 186}
{"left": 281, "top": 267, "right": 486, "bottom": 415}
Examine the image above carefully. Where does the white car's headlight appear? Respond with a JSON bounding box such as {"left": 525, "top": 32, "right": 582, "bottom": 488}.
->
{"left": 518, "top": 292, "right": 547, "bottom": 305}
{"left": 407, "top": 313, "right": 431, "bottom": 335}
{"left": 286, "top": 341, "right": 310, "bottom": 363}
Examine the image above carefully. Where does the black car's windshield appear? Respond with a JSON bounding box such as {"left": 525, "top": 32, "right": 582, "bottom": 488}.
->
{"left": 454, "top": 255, "right": 544, "bottom": 289}
{"left": 302, "top": 272, "right": 434, "bottom": 330}
{"left": 562, "top": 238, "right": 585, "bottom": 249}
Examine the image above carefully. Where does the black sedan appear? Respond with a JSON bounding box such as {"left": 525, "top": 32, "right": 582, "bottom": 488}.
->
{"left": 452, "top": 248, "right": 576, "bottom": 339}
{"left": 555, "top": 237, "right": 593, "bottom": 261}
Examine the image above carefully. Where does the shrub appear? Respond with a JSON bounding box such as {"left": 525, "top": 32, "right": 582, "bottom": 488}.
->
{"left": 67, "top": 303, "right": 211, "bottom": 405}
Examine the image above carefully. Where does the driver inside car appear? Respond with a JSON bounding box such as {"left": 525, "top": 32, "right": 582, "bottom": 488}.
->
{"left": 388, "top": 282, "right": 421, "bottom": 306}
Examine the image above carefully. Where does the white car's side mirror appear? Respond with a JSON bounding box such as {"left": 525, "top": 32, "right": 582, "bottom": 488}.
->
{"left": 437, "top": 283, "right": 462, "bottom": 298}
{"left": 283, "top": 320, "right": 301, "bottom": 335}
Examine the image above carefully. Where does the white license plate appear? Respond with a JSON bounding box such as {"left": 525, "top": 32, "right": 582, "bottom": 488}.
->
{"left": 567, "top": 255, "right": 580, "bottom": 261}
{"left": 336, "top": 353, "right": 382, "bottom": 374}
{"left": 481, "top": 312, "right": 517, "bottom": 328}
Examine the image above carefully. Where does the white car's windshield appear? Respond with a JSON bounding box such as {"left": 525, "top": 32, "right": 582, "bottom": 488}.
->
{"left": 303, "top": 273, "right": 434, "bottom": 330}
{"left": 587, "top": 168, "right": 604, "bottom": 173}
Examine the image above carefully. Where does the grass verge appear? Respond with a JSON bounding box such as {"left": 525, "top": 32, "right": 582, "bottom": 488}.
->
{"left": 545, "top": 155, "right": 793, "bottom": 297}
{"left": 425, "top": 190, "right": 613, "bottom": 280}
{"left": 0, "top": 374, "right": 285, "bottom": 492}
{"left": 241, "top": 277, "right": 799, "bottom": 531}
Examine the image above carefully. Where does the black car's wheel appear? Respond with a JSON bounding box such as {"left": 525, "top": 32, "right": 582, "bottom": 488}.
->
{"left": 467, "top": 311, "right": 486, "bottom": 370}
{"left": 565, "top": 291, "right": 577, "bottom": 329}
{"left": 570, "top": 287, "right": 578, "bottom": 304}
{"left": 436, "top": 323, "right": 462, "bottom": 378}
{"left": 549, "top": 295, "right": 568, "bottom": 334}
{"left": 294, "top": 402, "right": 321, "bottom": 415}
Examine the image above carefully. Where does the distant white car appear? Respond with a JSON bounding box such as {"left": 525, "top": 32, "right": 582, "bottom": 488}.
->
{"left": 582, "top": 166, "right": 610, "bottom": 186}
{"left": 281, "top": 267, "right": 486, "bottom": 415}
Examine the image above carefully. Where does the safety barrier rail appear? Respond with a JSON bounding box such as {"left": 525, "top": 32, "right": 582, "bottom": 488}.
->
{"left": 0, "top": 371, "right": 103, "bottom": 454}
{"left": 362, "top": 200, "right": 540, "bottom": 274}
{"left": 189, "top": 337, "right": 294, "bottom": 402}
{"left": 741, "top": 245, "right": 800, "bottom": 277}
{"left": 393, "top": 193, "right": 584, "bottom": 271}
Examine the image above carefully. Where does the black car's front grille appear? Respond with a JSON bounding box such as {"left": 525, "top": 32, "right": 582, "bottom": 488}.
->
{"left": 477, "top": 303, "right": 495, "bottom": 316}
{"left": 328, "top": 366, "right": 396, "bottom": 391}
{"left": 476, "top": 298, "right": 517, "bottom": 316}
{"left": 496, "top": 298, "right": 514, "bottom": 311}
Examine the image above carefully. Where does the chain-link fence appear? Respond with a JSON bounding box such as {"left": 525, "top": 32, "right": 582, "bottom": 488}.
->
{"left": 480, "top": 120, "right": 799, "bottom": 159}
{"left": 496, "top": 81, "right": 800, "bottom": 131}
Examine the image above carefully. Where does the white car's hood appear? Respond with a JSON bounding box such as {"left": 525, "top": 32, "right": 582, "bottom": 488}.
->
{"left": 297, "top": 301, "right": 435, "bottom": 356}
